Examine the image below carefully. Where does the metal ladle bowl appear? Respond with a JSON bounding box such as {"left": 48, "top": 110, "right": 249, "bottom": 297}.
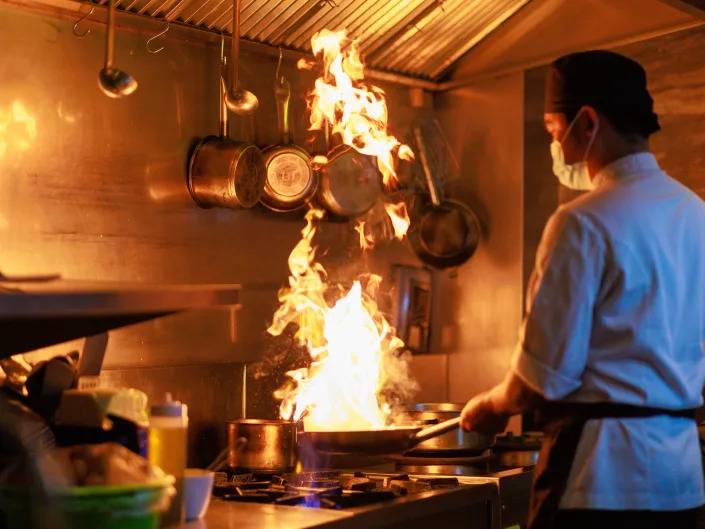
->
{"left": 225, "top": 87, "right": 258, "bottom": 115}
{"left": 98, "top": 0, "right": 137, "bottom": 98}
{"left": 99, "top": 68, "right": 137, "bottom": 98}
{"left": 224, "top": 0, "right": 257, "bottom": 115}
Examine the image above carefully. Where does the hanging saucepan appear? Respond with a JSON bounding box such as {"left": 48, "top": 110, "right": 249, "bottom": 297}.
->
{"left": 260, "top": 56, "right": 316, "bottom": 212}
{"left": 317, "top": 143, "right": 383, "bottom": 219}
{"left": 407, "top": 125, "right": 480, "bottom": 269}
{"left": 187, "top": 38, "right": 266, "bottom": 208}
{"left": 300, "top": 417, "right": 461, "bottom": 455}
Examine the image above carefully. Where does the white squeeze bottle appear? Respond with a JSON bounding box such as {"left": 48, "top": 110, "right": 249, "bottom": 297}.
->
{"left": 149, "top": 393, "right": 188, "bottom": 526}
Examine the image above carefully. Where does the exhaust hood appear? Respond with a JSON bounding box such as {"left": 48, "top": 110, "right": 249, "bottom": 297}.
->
{"left": 80, "top": 0, "right": 531, "bottom": 81}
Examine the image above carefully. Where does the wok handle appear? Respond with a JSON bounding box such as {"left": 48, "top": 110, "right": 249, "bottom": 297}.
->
{"left": 411, "top": 417, "right": 461, "bottom": 445}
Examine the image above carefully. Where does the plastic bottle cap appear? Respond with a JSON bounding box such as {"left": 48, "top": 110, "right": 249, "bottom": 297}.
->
{"left": 150, "top": 392, "right": 187, "bottom": 417}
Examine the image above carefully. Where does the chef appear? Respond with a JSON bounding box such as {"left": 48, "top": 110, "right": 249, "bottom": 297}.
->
{"left": 460, "top": 50, "right": 705, "bottom": 529}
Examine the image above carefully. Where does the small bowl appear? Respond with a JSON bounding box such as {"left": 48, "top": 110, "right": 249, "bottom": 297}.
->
{"left": 184, "top": 468, "right": 214, "bottom": 521}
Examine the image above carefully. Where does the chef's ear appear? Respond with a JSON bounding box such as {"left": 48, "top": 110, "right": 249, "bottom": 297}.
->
{"left": 581, "top": 106, "right": 600, "bottom": 136}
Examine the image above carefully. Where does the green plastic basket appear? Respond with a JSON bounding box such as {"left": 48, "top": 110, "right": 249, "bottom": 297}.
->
{"left": 0, "top": 477, "right": 175, "bottom": 529}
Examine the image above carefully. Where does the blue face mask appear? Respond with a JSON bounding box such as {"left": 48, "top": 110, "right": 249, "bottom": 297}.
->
{"left": 550, "top": 109, "right": 599, "bottom": 191}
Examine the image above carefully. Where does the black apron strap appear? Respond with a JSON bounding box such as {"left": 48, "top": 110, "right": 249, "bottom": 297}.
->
{"left": 527, "top": 402, "right": 696, "bottom": 529}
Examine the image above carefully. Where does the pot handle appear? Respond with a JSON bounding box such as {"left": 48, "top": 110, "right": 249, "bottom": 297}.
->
{"left": 206, "top": 448, "right": 229, "bottom": 471}
{"left": 413, "top": 124, "right": 443, "bottom": 206}
{"left": 411, "top": 417, "right": 461, "bottom": 445}
{"left": 235, "top": 436, "right": 248, "bottom": 453}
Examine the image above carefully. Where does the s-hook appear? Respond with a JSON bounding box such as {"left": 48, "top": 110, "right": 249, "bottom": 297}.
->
{"left": 73, "top": 4, "right": 94, "bottom": 37}
{"left": 220, "top": 32, "right": 227, "bottom": 69}
{"left": 275, "top": 46, "right": 284, "bottom": 85}
{"left": 147, "top": 21, "right": 170, "bottom": 53}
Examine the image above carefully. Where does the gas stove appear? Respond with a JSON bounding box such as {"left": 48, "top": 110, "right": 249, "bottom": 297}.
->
{"left": 206, "top": 463, "right": 532, "bottom": 529}
{"left": 214, "top": 470, "right": 470, "bottom": 509}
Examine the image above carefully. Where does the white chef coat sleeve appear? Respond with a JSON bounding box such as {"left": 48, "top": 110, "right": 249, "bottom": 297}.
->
{"left": 511, "top": 207, "right": 607, "bottom": 400}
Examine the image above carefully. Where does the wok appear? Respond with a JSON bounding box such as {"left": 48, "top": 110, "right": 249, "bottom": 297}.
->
{"left": 408, "top": 124, "right": 480, "bottom": 270}
{"left": 300, "top": 417, "right": 460, "bottom": 455}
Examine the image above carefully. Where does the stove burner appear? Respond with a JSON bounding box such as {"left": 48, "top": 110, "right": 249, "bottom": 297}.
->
{"left": 214, "top": 470, "right": 461, "bottom": 510}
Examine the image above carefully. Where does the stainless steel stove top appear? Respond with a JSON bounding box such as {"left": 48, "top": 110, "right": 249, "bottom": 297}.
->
{"left": 214, "top": 470, "right": 474, "bottom": 509}
{"left": 203, "top": 462, "right": 533, "bottom": 529}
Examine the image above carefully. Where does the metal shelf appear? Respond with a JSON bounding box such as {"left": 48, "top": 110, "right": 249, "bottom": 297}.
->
{"left": 0, "top": 280, "right": 240, "bottom": 358}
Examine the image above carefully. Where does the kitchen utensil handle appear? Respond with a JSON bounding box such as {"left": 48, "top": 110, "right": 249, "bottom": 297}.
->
{"left": 105, "top": 0, "right": 115, "bottom": 69}
{"left": 228, "top": 0, "right": 241, "bottom": 94}
{"left": 235, "top": 436, "right": 248, "bottom": 452}
{"left": 275, "top": 82, "right": 291, "bottom": 145}
{"left": 412, "top": 417, "right": 461, "bottom": 444}
{"left": 206, "top": 448, "right": 228, "bottom": 471}
{"left": 413, "top": 125, "right": 442, "bottom": 206}
{"left": 219, "top": 76, "right": 229, "bottom": 137}
{"left": 219, "top": 35, "right": 229, "bottom": 139}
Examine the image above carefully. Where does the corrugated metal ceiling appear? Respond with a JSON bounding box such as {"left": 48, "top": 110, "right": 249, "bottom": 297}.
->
{"left": 95, "top": 0, "right": 531, "bottom": 80}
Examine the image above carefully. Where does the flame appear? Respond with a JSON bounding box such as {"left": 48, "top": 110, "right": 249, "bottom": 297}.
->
{"left": 0, "top": 100, "right": 37, "bottom": 158}
{"left": 304, "top": 29, "right": 415, "bottom": 188}
{"left": 383, "top": 202, "right": 410, "bottom": 240}
{"left": 269, "top": 208, "right": 417, "bottom": 431}
{"left": 354, "top": 221, "right": 375, "bottom": 251}
{"left": 311, "top": 154, "right": 328, "bottom": 167}
{"left": 302, "top": 29, "right": 414, "bottom": 238}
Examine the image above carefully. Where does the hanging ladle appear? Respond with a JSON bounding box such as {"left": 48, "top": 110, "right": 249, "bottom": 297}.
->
{"left": 98, "top": 0, "right": 137, "bottom": 98}
{"left": 224, "top": 0, "right": 258, "bottom": 114}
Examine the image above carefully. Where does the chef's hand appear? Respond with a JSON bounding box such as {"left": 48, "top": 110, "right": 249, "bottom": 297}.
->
{"left": 460, "top": 392, "right": 510, "bottom": 435}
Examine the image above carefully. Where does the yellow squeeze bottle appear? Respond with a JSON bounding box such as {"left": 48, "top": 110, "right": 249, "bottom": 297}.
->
{"left": 148, "top": 393, "right": 188, "bottom": 526}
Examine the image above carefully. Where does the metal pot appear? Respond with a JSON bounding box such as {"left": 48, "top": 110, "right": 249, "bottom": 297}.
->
{"left": 497, "top": 449, "right": 539, "bottom": 467}
{"left": 403, "top": 403, "right": 493, "bottom": 453}
{"left": 227, "top": 419, "right": 296, "bottom": 473}
{"left": 493, "top": 432, "right": 542, "bottom": 468}
{"left": 188, "top": 71, "right": 266, "bottom": 209}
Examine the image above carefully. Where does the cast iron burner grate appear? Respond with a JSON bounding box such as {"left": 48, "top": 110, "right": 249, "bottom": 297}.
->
{"left": 213, "top": 471, "right": 460, "bottom": 510}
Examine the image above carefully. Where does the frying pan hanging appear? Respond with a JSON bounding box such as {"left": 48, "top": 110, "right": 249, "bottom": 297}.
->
{"left": 314, "top": 120, "right": 383, "bottom": 218}
{"left": 300, "top": 417, "right": 461, "bottom": 455}
{"left": 407, "top": 125, "right": 480, "bottom": 269}
{"left": 260, "top": 52, "right": 316, "bottom": 212}
{"left": 316, "top": 144, "right": 382, "bottom": 218}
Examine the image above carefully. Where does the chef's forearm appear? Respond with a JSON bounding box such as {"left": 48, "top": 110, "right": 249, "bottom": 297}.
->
{"left": 488, "top": 372, "right": 542, "bottom": 416}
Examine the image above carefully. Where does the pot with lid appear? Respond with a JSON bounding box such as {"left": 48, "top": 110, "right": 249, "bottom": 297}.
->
{"left": 403, "top": 403, "right": 494, "bottom": 454}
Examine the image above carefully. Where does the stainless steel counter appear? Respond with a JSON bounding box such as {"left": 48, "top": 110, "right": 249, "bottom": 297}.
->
{"left": 180, "top": 499, "right": 352, "bottom": 529}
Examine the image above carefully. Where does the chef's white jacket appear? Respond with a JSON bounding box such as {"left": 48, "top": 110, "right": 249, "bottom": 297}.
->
{"left": 512, "top": 152, "right": 705, "bottom": 510}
